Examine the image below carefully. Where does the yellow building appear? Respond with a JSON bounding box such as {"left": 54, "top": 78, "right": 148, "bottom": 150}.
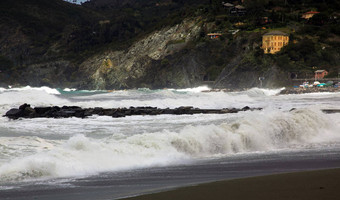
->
{"left": 262, "top": 31, "right": 289, "bottom": 54}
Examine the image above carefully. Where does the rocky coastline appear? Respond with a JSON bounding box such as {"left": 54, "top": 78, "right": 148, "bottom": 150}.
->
{"left": 201, "top": 86, "right": 339, "bottom": 95}
{"left": 279, "top": 87, "right": 339, "bottom": 95}
{"left": 4, "top": 104, "right": 262, "bottom": 120}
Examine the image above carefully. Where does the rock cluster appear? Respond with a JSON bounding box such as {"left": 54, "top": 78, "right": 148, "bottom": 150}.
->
{"left": 279, "top": 87, "right": 339, "bottom": 95}
{"left": 4, "top": 104, "right": 262, "bottom": 120}
{"left": 321, "top": 109, "right": 340, "bottom": 114}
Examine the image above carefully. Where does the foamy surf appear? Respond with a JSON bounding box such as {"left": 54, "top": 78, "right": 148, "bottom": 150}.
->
{"left": 0, "top": 107, "right": 339, "bottom": 182}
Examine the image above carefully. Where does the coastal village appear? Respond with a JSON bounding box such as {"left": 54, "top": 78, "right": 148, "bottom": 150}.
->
{"left": 205, "top": 1, "right": 339, "bottom": 93}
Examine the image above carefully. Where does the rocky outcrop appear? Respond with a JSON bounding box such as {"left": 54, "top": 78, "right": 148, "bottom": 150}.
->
{"left": 79, "top": 19, "right": 202, "bottom": 89}
{"left": 4, "top": 104, "right": 262, "bottom": 119}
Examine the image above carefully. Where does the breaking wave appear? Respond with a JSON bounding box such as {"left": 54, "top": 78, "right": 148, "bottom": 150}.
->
{"left": 0, "top": 107, "right": 339, "bottom": 182}
{"left": 0, "top": 86, "right": 276, "bottom": 113}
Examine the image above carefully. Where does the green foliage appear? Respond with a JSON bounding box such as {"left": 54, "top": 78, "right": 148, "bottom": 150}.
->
{"left": 325, "top": 71, "right": 340, "bottom": 78}
{"left": 0, "top": 55, "right": 14, "bottom": 71}
{"left": 206, "top": 65, "right": 223, "bottom": 81}
{"left": 161, "top": 58, "right": 169, "bottom": 66}
{"left": 167, "top": 39, "right": 186, "bottom": 45}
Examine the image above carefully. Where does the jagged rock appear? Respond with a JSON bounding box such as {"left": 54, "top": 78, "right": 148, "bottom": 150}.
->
{"left": 5, "top": 109, "right": 24, "bottom": 119}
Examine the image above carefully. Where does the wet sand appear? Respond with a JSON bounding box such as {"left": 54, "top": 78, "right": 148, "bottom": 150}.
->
{"left": 122, "top": 168, "right": 340, "bottom": 200}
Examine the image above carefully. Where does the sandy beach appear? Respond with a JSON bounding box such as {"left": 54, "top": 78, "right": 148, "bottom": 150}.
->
{"left": 122, "top": 168, "right": 340, "bottom": 200}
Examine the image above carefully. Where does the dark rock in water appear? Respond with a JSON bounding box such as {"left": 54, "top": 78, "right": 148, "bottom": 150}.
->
{"left": 5, "top": 108, "right": 24, "bottom": 119}
{"left": 242, "top": 106, "right": 250, "bottom": 111}
{"left": 322, "top": 109, "right": 340, "bottom": 114}
{"left": 19, "top": 103, "right": 31, "bottom": 110}
{"left": 229, "top": 108, "right": 239, "bottom": 113}
{"left": 35, "top": 107, "right": 52, "bottom": 115}
{"left": 24, "top": 106, "right": 36, "bottom": 117}
{"left": 3, "top": 104, "right": 263, "bottom": 119}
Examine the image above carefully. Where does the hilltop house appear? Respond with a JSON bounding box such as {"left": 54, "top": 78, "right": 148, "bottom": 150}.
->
{"left": 301, "top": 11, "right": 320, "bottom": 19}
{"left": 315, "top": 70, "right": 328, "bottom": 80}
{"left": 222, "top": 2, "right": 234, "bottom": 9}
{"left": 262, "top": 31, "right": 289, "bottom": 54}
{"left": 230, "top": 5, "right": 247, "bottom": 15}
{"left": 222, "top": 2, "right": 247, "bottom": 15}
{"left": 207, "top": 33, "right": 222, "bottom": 39}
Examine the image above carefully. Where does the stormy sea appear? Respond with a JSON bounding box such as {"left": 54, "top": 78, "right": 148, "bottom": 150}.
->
{"left": 0, "top": 86, "right": 340, "bottom": 200}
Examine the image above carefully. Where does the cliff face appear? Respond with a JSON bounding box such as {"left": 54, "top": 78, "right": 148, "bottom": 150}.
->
{"left": 79, "top": 19, "right": 203, "bottom": 89}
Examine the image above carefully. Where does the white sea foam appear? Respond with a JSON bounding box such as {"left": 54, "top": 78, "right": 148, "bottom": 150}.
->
{"left": 5, "top": 86, "right": 61, "bottom": 94}
{"left": 63, "top": 88, "right": 77, "bottom": 92}
{"left": 169, "top": 86, "right": 211, "bottom": 93}
{"left": 0, "top": 88, "right": 69, "bottom": 114}
{"left": 0, "top": 86, "right": 339, "bottom": 182}
{"left": 241, "top": 87, "right": 284, "bottom": 97}
{"left": 0, "top": 107, "right": 339, "bottom": 182}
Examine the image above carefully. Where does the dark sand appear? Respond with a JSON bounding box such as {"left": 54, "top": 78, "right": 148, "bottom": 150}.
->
{"left": 122, "top": 168, "right": 340, "bottom": 200}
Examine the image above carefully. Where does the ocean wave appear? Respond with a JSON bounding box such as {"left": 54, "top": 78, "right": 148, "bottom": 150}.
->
{"left": 0, "top": 86, "right": 285, "bottom": 113}
{"left": 234, "top": 87, "right": 284, "bottom": 97}
{"left": 0, "top": 107, "right": 338, "bottom": 182}
{"left": 2, "top": 86, "right": 60, "bottom": 95}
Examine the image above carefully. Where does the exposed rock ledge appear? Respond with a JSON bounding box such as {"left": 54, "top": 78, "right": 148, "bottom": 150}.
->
{"left": 4, "top": 104, "right": 262, "bottom": 120}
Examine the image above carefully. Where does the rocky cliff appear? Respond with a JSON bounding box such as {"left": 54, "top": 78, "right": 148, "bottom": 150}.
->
{"left": 79, "top": 19, "right": 203, "bottom": 89}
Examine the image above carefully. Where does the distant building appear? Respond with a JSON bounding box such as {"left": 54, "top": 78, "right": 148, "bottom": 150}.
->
{"left": 315, "top": 70, "right": 328, "bottom": 80}
{"left": 230, "top": 5, "right": 247, "bottom": 15}
{"left": 99, "top": 20, "right": 110, "bottom": 25}
{"left": 234, "top": 22, "right": 245, "bottom": 27}
{"left": 301, "top": 11, "right": 320, "bottom": 19}
{"left": 222, "top": 2, "right": 234, "bottom": 8}
{"left": 262, "top": 31, "right": 289, "bottom": 54}
{"left": 260, "top": 17, "right": 270, "bottom": 25}
{"left": 207, "top": 33, "right": 222, "bottom": 39}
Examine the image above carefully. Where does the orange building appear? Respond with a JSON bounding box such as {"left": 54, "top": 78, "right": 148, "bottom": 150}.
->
{"left": 262, "top": 31, "right": 289, "bottom": 54}
{"left": 301, "top": 11, "right": 320, "bottom": 19}
{"left": 315, "top": 70, "right": 328, "bottom": 80}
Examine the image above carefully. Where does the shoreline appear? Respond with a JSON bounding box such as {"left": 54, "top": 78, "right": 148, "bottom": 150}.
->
{"left": 121, "top": 168, "right": 340, "bottom": 200}
{"left": 279, "top": 87, "right": 339, "bottom": 95}
{"left": 202, "top": 87, "right": 340, "bottom": 95}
